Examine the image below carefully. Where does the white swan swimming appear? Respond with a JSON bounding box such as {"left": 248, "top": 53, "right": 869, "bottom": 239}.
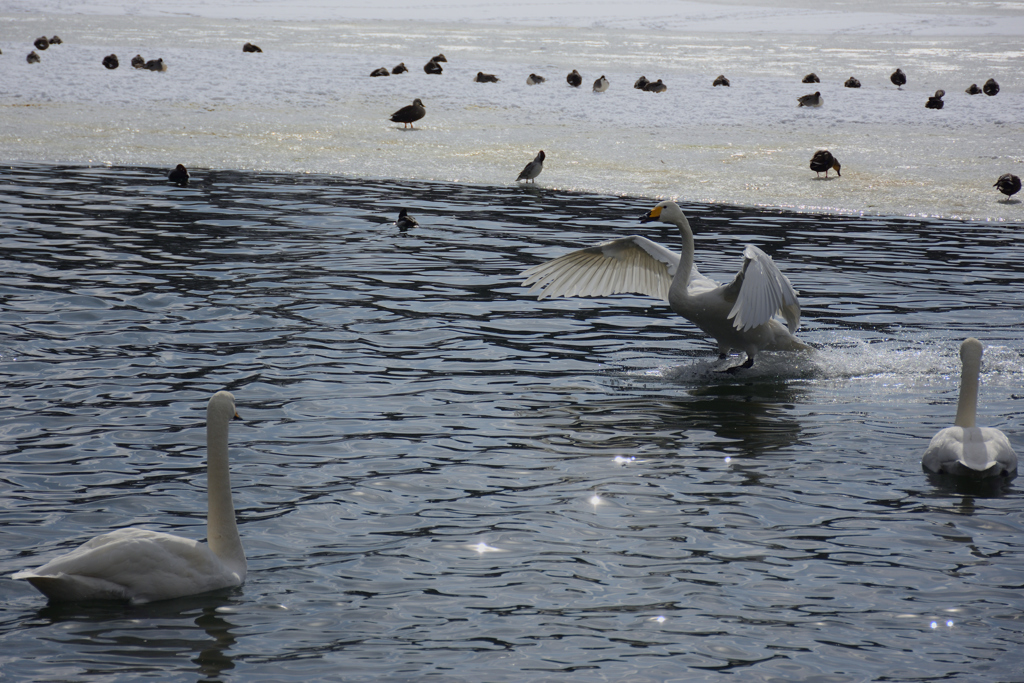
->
{"left": 922, "top": 338, "right": 1018, "bottom": 479}
{"left": 13, "top": 391, "right": 247, "bottom": 603}
{"left": 522, "top": 200, "right": 810, "bottom": 368}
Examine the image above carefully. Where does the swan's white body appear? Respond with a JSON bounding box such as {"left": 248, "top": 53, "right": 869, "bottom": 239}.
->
{"left": 14, "top": 391, "right": 247, "bottom": 603}
{"left": 522, "top": 200, "right": 809, "bottom": 367}
{"left": 922, "top": 338, "right": 1018, "bottom": 479}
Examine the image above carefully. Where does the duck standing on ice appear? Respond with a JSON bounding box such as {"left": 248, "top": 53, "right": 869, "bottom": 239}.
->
{"left": 797, "top": 91, "right": 822, "bottom": 107}
{"left": 516, "top": 150, "right": 545, "bottom": 183}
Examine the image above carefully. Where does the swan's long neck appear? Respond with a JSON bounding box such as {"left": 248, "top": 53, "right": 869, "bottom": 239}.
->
{"left": 954, "top": 339, "right": 982, "bottom": 429}
{"left": 206, "top": 399, "right": 246, "bottom": 574}
{"left": 672, "top": 215, "right": 696, "bottom": 296}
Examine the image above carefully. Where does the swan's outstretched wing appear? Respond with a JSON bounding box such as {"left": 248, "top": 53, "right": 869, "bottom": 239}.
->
{"left": 523, "top": 236, "right": 680, "bottom": 302}
{"left": 724, "top": 245, "right": 801, "bottom": 332}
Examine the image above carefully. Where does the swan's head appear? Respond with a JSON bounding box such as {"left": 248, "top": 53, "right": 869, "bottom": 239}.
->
{"left": 960, "top": 337, "right": 983, "bottom": 366}
{"left": 640, "top": 200, "right": 685, "bottom": 225}
{"left": 209, "top": 391, "right": 241, "bottom": 421}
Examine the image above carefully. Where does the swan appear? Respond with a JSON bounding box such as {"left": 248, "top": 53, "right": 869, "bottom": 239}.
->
{"left": 13, "top": 391, "right": 247, "bottom": 603}
{"left": 922, "top": 338, "right": 1018, "bottom": 479}
{"left": 522, "top": 200, "right": 811, "bottom": 368}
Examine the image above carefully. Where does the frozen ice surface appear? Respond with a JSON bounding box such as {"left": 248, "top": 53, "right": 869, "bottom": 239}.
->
{"left": 2, "top": 0, "right": 1021, "bottom": 221}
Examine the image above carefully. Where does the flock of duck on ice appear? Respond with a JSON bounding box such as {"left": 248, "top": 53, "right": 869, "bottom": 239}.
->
{"left": 10, "top": 35, "right": 1021, "bottom": 608}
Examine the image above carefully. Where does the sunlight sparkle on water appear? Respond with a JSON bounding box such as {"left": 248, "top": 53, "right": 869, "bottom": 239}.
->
{"left": 470, "top": 542, "right": 501, "bottom": 554}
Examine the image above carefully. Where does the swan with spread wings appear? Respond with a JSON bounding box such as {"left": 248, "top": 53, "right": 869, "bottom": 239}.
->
{"left": 522, "top": 200, "right": 811, "bottom": 368}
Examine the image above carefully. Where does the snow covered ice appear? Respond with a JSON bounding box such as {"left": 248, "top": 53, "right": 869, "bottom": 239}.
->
{"left": 2, "top": 0, "right": 1022, "bottom": 221}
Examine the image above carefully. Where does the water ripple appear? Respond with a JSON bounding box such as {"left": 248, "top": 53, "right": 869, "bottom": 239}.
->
{"left": 0, "top": 164, "right": 1022, "bottom": 682}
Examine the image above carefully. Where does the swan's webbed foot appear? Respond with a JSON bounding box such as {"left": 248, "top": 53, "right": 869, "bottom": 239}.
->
{"left": 722, "top": 356, "right": 755, "bottom": 373}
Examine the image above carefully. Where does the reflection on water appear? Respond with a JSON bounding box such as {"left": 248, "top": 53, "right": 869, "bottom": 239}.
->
{"left": 24, "top": 595, "right": 241, "bottom": 682}
{"left": 527, "top": 380, "right": 807, "bottom": 460}
{"left": 0, "top": 164, "right": 1022, "bottom": 682}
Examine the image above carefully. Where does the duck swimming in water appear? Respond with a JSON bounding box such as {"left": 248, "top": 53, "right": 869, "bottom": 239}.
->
{"left": 566, "top": 69, "right": 582, "bottom": 87}
{"left": 593, "top": 75, "right": 609, "bottom": 92}
{"left": 168, "top": 164, "right": 190, "bottom": 186}
{"left": 396, "top": 208, "right": 419, "bottom": 231}
{"left": 527, "top": 73, "right": 545, "bottom": 85}
{"left": 713, "top": 74, "right": 730, "bottom": 87}
{"left": 522, "top": 201, "right": 810, "bottom": 369}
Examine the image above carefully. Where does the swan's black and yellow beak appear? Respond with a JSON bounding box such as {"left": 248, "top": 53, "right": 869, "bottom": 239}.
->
{"left": 640, "top": 205, "right": 662, "bottom": 223}
{"left": 233, "top": 410, "right": 242, "bottom": 421}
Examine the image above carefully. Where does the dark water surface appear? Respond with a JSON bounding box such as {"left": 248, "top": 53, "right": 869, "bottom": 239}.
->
{"left": 1, "top": 164, "right": 1022, "bottom": 682}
